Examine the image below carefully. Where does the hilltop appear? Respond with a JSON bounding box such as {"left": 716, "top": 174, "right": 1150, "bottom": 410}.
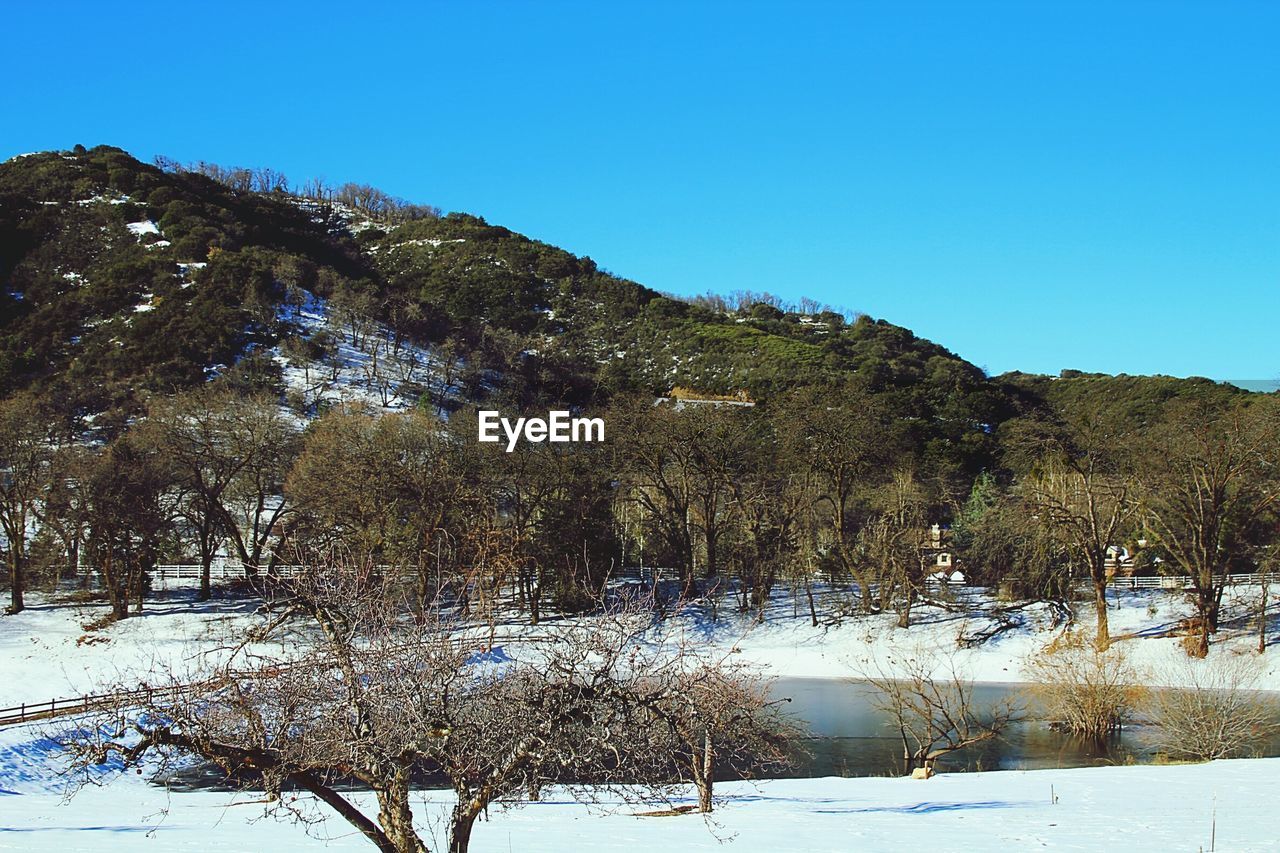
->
{"left": 1, "top": 146, "right": 1014, "bottom": 465}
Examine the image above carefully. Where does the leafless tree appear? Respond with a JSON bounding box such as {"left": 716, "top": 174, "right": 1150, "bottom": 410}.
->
{"left": 0, "top": 391, "right": 52, "bottom": 613}
{"left": 57, "top": 555, "right": 795, "bottom": 852}
{"left": 854, "top": 641, "right": 1022, "bottom": 775}
{"left": 633, "top": 646, "right": 796, "bottom": 812}
{"left": 216, "top": 397, "right": 301, "bottom": 578}
{"left": 1013, "top": 411, "right": 1135, "bottom": 651}
{"left": 1133, "top": 398, "right": 1280, "bottom": 657}
{"left": 1147, "top": 653, "right": 1280, "bottom": 761}
{"left": 780, "top": 384, "right": 892, "bottom": 613}
{"left": 860, "top": 467, "right": 934, "bottom": 627}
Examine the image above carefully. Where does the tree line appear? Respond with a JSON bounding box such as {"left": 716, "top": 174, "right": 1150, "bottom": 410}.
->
{"left": 3, "top": 379, "right": 1277, "bottom": 656}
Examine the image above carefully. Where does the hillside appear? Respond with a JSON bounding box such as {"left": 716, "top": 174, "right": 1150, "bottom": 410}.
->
{"left": 0, "top": 145, "right": 1019, "bottom": 468}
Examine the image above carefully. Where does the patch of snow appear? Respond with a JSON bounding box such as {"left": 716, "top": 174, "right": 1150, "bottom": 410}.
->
{"left": 270, "top": 290, "right": 461, "bottom": 413}
{"left": 388, "top": 237, "right": 467, "bottom": 250}
{"left": 75, "top": 194, "right": 131, "bottom": 206}
{"left": 126, "top": 220, "right": 160, "bottom": 237}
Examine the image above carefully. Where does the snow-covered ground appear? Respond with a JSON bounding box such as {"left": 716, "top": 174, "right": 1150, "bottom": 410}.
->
{"left": 2, "top": 584, "right": 1278, "bottom": 850}
{"left": 0, "top": 589, "right": 266, "bottom": 707}
{"left": 2, "top": 582, "right": 1278, "bottom": 710}
{"left": 709, "top": 585, "right": 1280, "bottom": 689}
{"left": 270, "top": 289, "right": 461, "bottom": 414}
{"left": 0, "top": 726, "right": 1271, "bottom": 853}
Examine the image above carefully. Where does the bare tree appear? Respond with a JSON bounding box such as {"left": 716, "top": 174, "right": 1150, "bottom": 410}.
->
{"left": 781, "top": 384, "right": 892, "bottom": 613}
{"left": 143, "top": 389, "right": 270, "bottom": 599}
{"left": 33, "top": 444, "right": 93, "bottom": 590}
{"left": 854, "top": 642, "right": 1022, "bottom": 775}
{"left": 58, "top": 556, "right": 793, "bottom": 852}
{"left": 1148, "top": 653, "right": 1280, "bottom": 761}
{"left": 216, "top": 396, "right": 301, "bottom": 578}
{"left": 1013, "top": 411, "right": 1135, "bottom": 651}
{"left": 860, "top": 467, "right": 933, "bottom": 628}
{"left": 1134, "top": 398, "right": 1280, "bottom": 657}
{"left": 81, "top": 434, "right": 173, "bottom": 619}
{"left": 636, "top": 648, "right": 796, "bottom": 812}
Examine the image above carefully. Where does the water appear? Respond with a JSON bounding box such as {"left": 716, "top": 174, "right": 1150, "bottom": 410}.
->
{"left": 156, "top": 677, "right": 1280, "bottom": 790}
{"left": 771, "top": 677, "right": 1280, "bottom": 778}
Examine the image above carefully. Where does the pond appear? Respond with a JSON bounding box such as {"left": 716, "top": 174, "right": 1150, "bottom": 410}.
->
{"left": 155, "top": 677, "right": 1280, "bottom": 791}
{"left": 771, "top": 677, "right": 1280, "bottom": 778}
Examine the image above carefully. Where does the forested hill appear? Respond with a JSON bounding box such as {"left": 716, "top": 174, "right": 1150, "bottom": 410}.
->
{"left": 0, "top": 145, "right": 1248, "bottom": 471}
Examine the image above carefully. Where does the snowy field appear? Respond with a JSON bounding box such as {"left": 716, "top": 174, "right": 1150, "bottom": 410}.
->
{"left": 3, "top": 582, "right": 1276, "bottom": 710}
{"left": 2, "top": 583, "right": 1279, "bottom": 850}
{"left": 0, "top": 731, "right": 1271, "bottom": 853}
{"left": 714, "top": 584, "right": 1280, "bottom": 688}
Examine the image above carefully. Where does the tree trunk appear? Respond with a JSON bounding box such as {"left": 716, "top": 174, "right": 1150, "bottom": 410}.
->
{"left": 376, "top": 774, "right": 427, "bottom": 853}
{"left": 1192, "top": 614, "right": 1210, "bottom": 659}
{"left": 6, "top": 547, "right": 23, "bottom": 614}
{"left": 696, "top": 728, "right": 715, "bottom": 813}
{"left": 805, "top": 575, "right": 818, "bottom": 627}
{"left": 1209, "top": 582, "right": 1225, "bottom": 633}
{"left": 132, "top": 560, "right": 146, "bottom": 615}
{"left": 449, "top": 803, "right": 479, "bottom": 853}
{"left": 897, "top": 583, "right": 914, "bottom": 629}
{"left": 1092, "top": 575, "right": 1110, "bottom": 651}
{"left": 290, "top": 771, "right": 400, "bottom": 853}
{"left": 1259, "top": 580, "right": 1269, "bottom": 655}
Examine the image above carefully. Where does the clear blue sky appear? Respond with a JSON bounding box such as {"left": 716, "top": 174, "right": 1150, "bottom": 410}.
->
{"left": 4, "top": 1, "right": 1277, "bottom": 380}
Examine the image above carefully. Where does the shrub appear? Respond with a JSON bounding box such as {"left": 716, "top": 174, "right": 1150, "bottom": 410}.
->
{"left": 1024, "top": 631, "right": 1145, "bottom": 740}
{"left": 1148, "top": 653, "right": 1280, "bottom": 761}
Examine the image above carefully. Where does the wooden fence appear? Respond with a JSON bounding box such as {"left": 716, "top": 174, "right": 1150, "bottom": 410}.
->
{"left": 151, "top": 563, "right": 308, "bottom": 583}
{"left": 0, "top": 684, "right": 192, "bottom": 727}
{"left": 0, "top": 631, "right": 550, "bottom": 728}
{"left": 1107, "top": 572, "right": 1280, "bottom": 590}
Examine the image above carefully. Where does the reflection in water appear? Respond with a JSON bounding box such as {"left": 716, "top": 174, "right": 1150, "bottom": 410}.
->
{"left": 157, "top": 676, "right": 1280, "bottom": 790}
{"left": 770, "top": 677, "right": 1280, "bottom": 778}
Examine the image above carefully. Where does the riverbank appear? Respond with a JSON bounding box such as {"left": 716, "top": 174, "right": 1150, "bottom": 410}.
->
{"left": 2, "top": 587, "right": 1278, "bottom": 850}
{"left": 0, "top": 724, "right": 1271, "bottom": 853}
{"left": 678, "top": 585, "right": 1280, "bottom": 689}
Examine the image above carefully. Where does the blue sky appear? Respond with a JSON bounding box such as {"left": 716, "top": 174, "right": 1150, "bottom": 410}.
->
{"left": 4, "top": 1, "right": 1277, "bottom": 380}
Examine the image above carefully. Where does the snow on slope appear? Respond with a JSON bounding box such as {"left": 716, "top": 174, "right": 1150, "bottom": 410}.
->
{"left": 0, "top": 589, "right": 267, "bottom": 708}
{"left": 711, "top": 585, "right": 1280, "bottom": 688}
{"left": 270, "top": 289, "right": 463, "bottom": 414}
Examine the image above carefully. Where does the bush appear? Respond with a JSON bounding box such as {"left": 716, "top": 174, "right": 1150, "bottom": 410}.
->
{"left": 1148, "top": 653, "right": 1280, "bottom": 761}
{"left": 1024, "top": 632, "right": 1145, "bottom": 740}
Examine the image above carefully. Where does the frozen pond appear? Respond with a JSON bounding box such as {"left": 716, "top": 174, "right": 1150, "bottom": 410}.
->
{"left": 772, "top": 677, "right": 1280, "bottom": 777}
